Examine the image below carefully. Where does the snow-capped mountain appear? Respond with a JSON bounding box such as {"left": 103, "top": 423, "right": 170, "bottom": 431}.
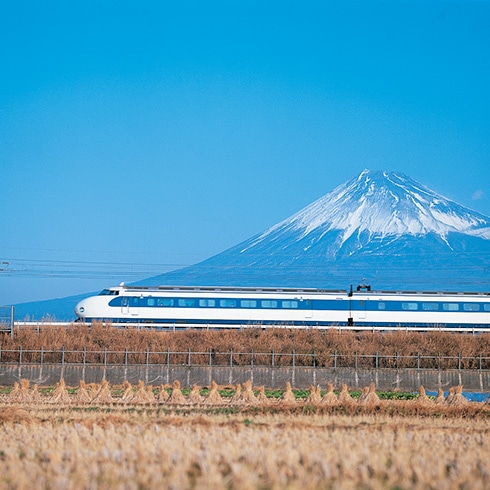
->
{"left": 244, "top": 169, "right": 490, "bottom": 254}
{"left": 141, "top": 169, "right": 490, "bottom": 291}
{"left": 15, "top": 169, "right": 490, "bottom": 319}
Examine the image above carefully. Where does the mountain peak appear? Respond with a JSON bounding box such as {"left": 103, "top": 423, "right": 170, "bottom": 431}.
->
{"left": 247, "top": 169, "right": 490, "bottom": 253}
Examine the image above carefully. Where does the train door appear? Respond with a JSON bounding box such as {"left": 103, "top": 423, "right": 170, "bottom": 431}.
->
{"left": 305, "top": 299, "right": 312, "bottom": 319}
{"left": 121, "top": 297, "right": 130, "bottom": 316}
{"left": 349, "top": 298, "right": 367, "bottom": 323}
{"left": 356, "top": 299, "right": 367, "bottom": 320}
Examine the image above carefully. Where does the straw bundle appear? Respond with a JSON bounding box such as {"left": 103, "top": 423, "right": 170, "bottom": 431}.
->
{"left": 121, "top": 381, "right": 134, "bottom": 403}
{"left": 416, "top": 385, "right": 433, "bottom": 406}
{"left": 305, "top": 385, "right": 321, "bottom": 405}
{"left": 167, "top": 380, "right": 187, "bottom": 405}
{"left": 447, "top": 385, "right": 468, "bottom": 407}
{"left": 74, "top": 380, "right": 92, "bottom": 404}
{"left": 230, "top": 384, "right": 244, "bottom": 405}
{"left": 158, "top": 384, "right": 170, "bottom": 403}
{"left": 446, "top": 387, "right": 455, "bottom": 405}
{"left": 337, "top": 384, "right": 355, "bottom": 406}
{"left": 188, "top": 384, "right": 204, "bottom": 404}
{"left": 359, "top": 383, "right": 380, "bottom": 406}
{"left": 10, "top": 379, "right": 32, "bottom": 403}
{"left": 203, "top": 380, "right": 224, "bottom": 405}
{"left": 321, "top": 383, "right": 339, "bottom": 406}
{"left": 91, "top": 379, "right": 114, "bottom": 404}
{"left": 50, "top": 379, "right": 71, "bottom": 404}
{"left": 241, "top": 380, "right": 258, "bottom": 405}
{"left": 357, "top": 387, "right": 369, "bottom": 404}
{"left": 435, "top": 388, "right": 446, "bottom": 405}
{"left": 280, "top": 382, "right": 296, "bottom": 404}
{"left": 256, "top": 386, "right": 270, "bottom": 406}
{"left": 30, "top": 384, "right": 42, "bottom": 404}
{"left": 130, "top": 380, "right": 155, "bottom": 404}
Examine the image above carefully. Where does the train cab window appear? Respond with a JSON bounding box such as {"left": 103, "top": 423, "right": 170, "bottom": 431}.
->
{"left": 157, "top": 298, "right": 174, "bottom": 307}
{"left": 463, "top": 304, "right": 480, "bottom": 312}
{"left": 281, "top": 300, "right": 298, "bottom": 309}
{"left": 402, "top": 302, "right": 418, "bottom": 311}
{"left": 422, "top": 303, "right": 439, "bottom": 311}
{"left": 220, "top": 299, "right": 237, "bottom": 307}
{"left": 240, "top": 300, "right": 257, "bottom": 308}
{"left": 178, "top": 299, "right": 196, "bottom": 307}
{"left": 378, "top": 302, "right": 386, "bottom": 310}
{"left": 261, "top": 300, "right": 278, "bottom": 308}
{"left": 199, "top": 299, "right": 216, "bottom": 307}
{"left": 443, "top": 303, "right": 459, "bottom": 311}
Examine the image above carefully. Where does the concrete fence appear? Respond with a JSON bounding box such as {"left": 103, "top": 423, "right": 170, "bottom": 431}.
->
{"left": 0, "top": 347, "right": 489, "bottom": 391}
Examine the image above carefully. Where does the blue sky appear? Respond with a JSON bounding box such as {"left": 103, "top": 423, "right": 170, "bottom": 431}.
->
{"left": 1, "top": 1, "right": 489, "bottom": 305}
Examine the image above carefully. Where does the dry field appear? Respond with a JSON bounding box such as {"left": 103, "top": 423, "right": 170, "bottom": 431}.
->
{"left": 0, "top": 379, "right": 489, "bottom": 489}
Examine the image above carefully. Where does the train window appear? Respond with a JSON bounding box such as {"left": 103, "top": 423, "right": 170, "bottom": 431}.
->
{"left": 485, "top": 304, "right": 490, "bottom": 312}
{"left": 199, "top": 299, "right": 216, "bottom": 307}
{"left": 99, "top": 289, "right": 111, "bottom": 295}
{"left": 131, "top": 297, "right": 139, "bottom": 305}
{"left": 282, "top": 300, "right": 298, "bottom": 308}
{"left": 261, "top": 300, "right": 278, "bottom": 308}
{"left": 463, "top": 304, "right": 480, "bottom": 311}
{"left": 443, "top": 303, "right": 459, "bottom": 311}
{"left": 402, "top": 302, "right": 418, "bottom": 311}
{"left": 147, "top": 298, "right": 155, "bottom": 306}
{"left": 178, "top": 299, "right": 196, "bottom": 307}
{"left": 378, "top": 302, "right": 386, "bottom": 310}
{"left": 422, "top": 303, "right": 439, "bottom": 311}
{"left": 157, "top": 298, "right": 174, "bottom": 307}
{"left": 220, "top": 299, "right": 237, "bottom": 307}
{"left": 240, "top": 300, "right": 257, "bottom": 308}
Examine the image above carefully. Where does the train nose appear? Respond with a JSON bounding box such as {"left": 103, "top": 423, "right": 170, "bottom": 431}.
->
{"left": 75, "top": 299, "right": 88, "bottom": 318}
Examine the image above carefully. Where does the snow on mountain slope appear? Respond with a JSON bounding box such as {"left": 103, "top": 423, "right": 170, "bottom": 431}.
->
{"left": 242, "top": 169, "right": 490, "bottom": 256}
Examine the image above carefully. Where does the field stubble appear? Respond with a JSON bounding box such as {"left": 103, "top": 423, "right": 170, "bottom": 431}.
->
{"left": 0, "top": 378, "right": 489, "bottom": 489}
{"left": 0, "top": 403, "right": 489, "bottom": 489}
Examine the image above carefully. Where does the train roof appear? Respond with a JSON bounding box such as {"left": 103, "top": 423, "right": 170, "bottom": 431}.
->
{"left": 113, "top": 285, "right": 490, "bottom": 296}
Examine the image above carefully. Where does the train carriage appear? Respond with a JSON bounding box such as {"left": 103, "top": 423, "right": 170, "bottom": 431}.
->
{"left": 75, "top": 284, "right": 490, "bottom": 329}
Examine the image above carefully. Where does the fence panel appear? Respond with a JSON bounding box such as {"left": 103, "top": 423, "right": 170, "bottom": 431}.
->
{"left": 0, "top": 348, "right": 489, "bottom": 370}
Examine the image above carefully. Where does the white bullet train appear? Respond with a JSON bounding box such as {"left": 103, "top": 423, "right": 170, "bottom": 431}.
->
{"left": 74, "top": 283, "right": 490, "bottom": 329}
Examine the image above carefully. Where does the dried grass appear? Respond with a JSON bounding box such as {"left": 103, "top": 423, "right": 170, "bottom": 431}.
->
{"left": 5, "top": 326, "right": 490, "bottom": 370}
